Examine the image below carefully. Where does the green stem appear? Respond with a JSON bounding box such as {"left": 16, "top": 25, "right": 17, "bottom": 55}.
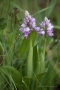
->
{"left": 30, "top": 34, "right": 32, "bottom": 47}
{"left": 40, "top": 36, "right": 46, "bottom": 73}
{"left": 44, "top": 36, "right": 46, "bottom": 57}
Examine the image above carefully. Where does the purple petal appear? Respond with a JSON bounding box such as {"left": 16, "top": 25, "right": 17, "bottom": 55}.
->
{"left": 40, "top": 22, "right": 45, "bottom": 27}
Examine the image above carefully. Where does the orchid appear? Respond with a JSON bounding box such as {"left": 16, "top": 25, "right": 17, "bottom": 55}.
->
{"left": 19, "top": 10, "right": 45, "bottom": 38}
{"left": 40, "top": 17, "right": 54, "bottom": 36}
{"left": 19, "top": 10, "right": 37, "bottom": 38}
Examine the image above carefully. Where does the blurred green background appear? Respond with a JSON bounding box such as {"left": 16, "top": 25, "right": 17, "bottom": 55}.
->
{"left": 0, "top": 0, "right": 60, "bottom": 90}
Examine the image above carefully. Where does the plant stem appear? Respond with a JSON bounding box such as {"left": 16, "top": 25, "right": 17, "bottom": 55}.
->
{"left": 30, "top": 34, "right": 32, "bottom": 47}
{"left": 44, "top": 36, "right": 46, "bottom": 57}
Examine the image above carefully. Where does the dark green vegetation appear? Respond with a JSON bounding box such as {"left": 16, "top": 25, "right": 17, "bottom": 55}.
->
{"left": 0, "top": 0, "right": 60, "bottom": 90}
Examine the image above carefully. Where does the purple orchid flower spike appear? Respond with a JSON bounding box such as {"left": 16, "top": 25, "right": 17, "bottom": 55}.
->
{"left": 19, "top": 10, "right": 38, "bottom": 38}
{"left": 19, "top": 11, "right": 54, "bottom": 38}
{"left": 40, "top": 17, "right": 54, "bottom": 36}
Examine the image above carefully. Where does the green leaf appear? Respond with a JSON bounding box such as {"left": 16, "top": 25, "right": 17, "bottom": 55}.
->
{"left": 0, "top": 42, "right": 4, "bottom": 65}
{"left": 30, "top": 71, "right": 47, "bottom": 90}
{"left": 33, "top": 71, "right": 47, "bottom": 82}
{"left": 40, "top": 52, "right": 45, "bottom": 73}
{"left": 33, "top": 45, "right": 38, "bottom": 73}
{"left": 27, "top": 47, "right": 33, "bottom": 77}
{"left": 57, "top": 63, "right": 60, "bottom": 68}
{"left": 8, "top": 31, "right": 16, "bottom": 48}
{"left": 32, "top": 5, "right": 54, "bottom": 16}
{"left": 0, "top": 18, "right": 7, "bottom": 30}
{"left": 46, "top": 0, "right": 57, "bottom": 17}
{"left": 42, "top": 62, "right": 60, "bottom": 87}
{"left": 22, "top": 76, "right": 31, "bottom": 90}
{"left": 0, "top": 66, "right": 22, "bottom": 89}
{"left": 18, "top": 31, "right": 36, "bottom": 59}
{"left": 54, "top": 25, "right": 60, "bottom": 29}
{"left": 22, "top": 72, "right": 47, "bottom": 90}
{"left": 35, "top": 51, "right": 45, "bottom": 74}
{"left": 0, "top": 42, "right": 4, "bottom": 55}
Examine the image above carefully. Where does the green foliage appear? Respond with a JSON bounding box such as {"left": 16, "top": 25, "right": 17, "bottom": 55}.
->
{"left": 18, "top": 31, "right": 36, "bottom": 59}
{"left": 0, "top": 66, "right": 22, "bottom": 89}
{"left": 27, "top": 47, "right": 33, "bottom": 77}
{"left": 0, "top": 0, "right": 60, "bottom": 90}
{"left": 0, "top": 42, "right": 4, "bottom": 66}
{"left": 0, "top": 18, "right": 7, "bottom": 30}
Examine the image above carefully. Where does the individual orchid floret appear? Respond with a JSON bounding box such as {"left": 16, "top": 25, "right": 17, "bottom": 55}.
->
{"left": 40, "top": 17, "right": 54, "bottom": 36}
{"left": 20, "top": 24, "right": 30, "bottom": 38}
{"left": 35, "top": 27, "right": 45, "bottom": 36}
{"left": 25, "top": 10, "right": 31, "bottom": 21}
